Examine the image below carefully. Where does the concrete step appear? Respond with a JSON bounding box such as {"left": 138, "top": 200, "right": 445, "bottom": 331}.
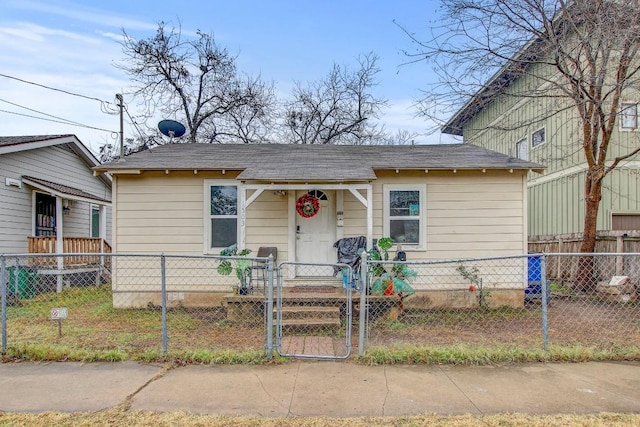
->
{"left": 280, "top": 317, "right": 342, "bottom": 329}
{"left": 277, "top": 306, "right": 340, "bottom": 320}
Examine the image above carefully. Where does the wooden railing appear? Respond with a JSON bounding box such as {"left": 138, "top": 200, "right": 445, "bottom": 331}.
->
{"left": 28, "top": 236, "right": 112, "bottom": 267}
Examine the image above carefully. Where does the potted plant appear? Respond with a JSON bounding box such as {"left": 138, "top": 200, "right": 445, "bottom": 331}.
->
{"left": 368, "top": 237, "right": 416, "bottom": 299}
{"left": 217, "top": 244, "right": 253, "bottom": 294}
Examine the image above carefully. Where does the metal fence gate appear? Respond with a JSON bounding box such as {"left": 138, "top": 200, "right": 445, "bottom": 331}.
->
{"left": 273, "top": 262, "right": 354, "bottom": 359}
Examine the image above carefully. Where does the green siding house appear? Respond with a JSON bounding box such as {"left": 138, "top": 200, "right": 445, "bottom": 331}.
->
{"left": 441, "top": 48, "right": 640, "bottom": 238}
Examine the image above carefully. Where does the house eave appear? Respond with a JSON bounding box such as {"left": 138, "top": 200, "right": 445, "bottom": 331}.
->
{"left": 22, "top": 176, "right": 112, "bottom": 206}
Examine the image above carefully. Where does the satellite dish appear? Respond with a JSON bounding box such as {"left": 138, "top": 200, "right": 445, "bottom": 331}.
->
{"left": 158, "top": 119, "right": 186, "bottom": 138}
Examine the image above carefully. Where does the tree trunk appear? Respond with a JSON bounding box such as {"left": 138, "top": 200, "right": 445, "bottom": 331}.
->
{"left": 577, "top": 174, "right": 602, "bottom": 291}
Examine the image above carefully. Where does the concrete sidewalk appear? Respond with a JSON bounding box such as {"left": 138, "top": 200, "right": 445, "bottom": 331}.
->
{"left": 0, "top": 361, "right": 639, "bottom": 417}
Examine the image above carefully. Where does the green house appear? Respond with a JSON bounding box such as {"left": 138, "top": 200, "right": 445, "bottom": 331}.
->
{"left": 441, "top": 37, "right": 640, "bottom": 237}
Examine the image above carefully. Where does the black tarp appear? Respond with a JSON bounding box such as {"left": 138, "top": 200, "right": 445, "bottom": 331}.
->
{"left": 333, "top": 236, "right": 367, "bottom": 276}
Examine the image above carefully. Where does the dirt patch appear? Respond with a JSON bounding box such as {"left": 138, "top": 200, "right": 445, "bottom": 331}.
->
{"left": 367, "top": 296, "right": 640, "bottom": 350}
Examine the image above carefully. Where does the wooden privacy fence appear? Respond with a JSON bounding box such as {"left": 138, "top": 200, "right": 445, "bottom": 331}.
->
{"left": 528, "top": 231, "right": 640, "bottom": 284}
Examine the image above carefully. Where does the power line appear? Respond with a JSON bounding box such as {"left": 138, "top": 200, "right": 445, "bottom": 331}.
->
{"left": 0, "top": 109, "right": 116, "bottom": 133}
{"left": 0, "top": 73, "right": 113, "bottom": 105}
{"left": 0, "top": 98, "right": 92, "bottom": 129}
{"left": 123, "top": 103, "right": 152, "bottom": 141}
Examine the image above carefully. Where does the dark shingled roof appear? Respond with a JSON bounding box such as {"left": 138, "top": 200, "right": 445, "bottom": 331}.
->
{"left": 0, "top": 135, "right": 74, "bottom": 147}
{"left": 22, "top": 176, "right": 111, "bottom": 203}
{"left": 95, "top": 143, "right": 544, "bottom": 182}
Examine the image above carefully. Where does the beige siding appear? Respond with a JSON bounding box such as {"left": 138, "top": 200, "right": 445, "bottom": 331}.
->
{"left": 373, "top": 170, "right": 526, "bottom": 260}
{"left": 114, "top": 170, "right": 527, "bottom": 261}
{"left": 112, "top": 169, "right": 528, "bottom": 297}
{"left": 115, "top": 171, "right": 291, "bottom": 257}
{"left": 245, "top": 190, "right": 289, "bottom": 262}
{"left": 115, "top": 171, "right": 209, "bottom": 254}
{"left": 342, "top": 190, "right": 367, "bottom": 237}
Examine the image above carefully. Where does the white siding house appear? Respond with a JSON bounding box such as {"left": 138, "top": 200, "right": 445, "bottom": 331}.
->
{"left": 0, "top": 135, "right": 112, "bottom": 255}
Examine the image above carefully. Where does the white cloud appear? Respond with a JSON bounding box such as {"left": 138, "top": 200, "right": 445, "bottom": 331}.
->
{"left": 0, "top": 19, "right": 130, "bottom": 155}
{"left": 381, "top": 99, "right": 458, "bottom": 144}
{"left": 9, "top": 0, "right": 156, "bottom": 31}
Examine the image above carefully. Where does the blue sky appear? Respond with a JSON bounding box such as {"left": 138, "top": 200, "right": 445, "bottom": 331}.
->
{"left": 1, "top": 0, "right": 457, "bottom": 154}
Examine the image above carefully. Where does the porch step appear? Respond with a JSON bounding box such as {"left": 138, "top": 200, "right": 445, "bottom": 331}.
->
{"left": 278, "top": 305, "right": 340, "bottom": 320}
{"left": 277, "top": 303, "right": 342, "bottom": 330}
{"left": 280, "top": 317, "right": 342, "bottom": 329}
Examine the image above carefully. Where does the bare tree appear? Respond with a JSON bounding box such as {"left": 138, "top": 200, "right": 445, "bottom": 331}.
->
{"left": 404, "top": 0, "right": 640, "bottom": 263}
{"left": 117, "top": 22, "right": 275, "bottom": 144}
{"left": 283, "top": 52, "right": 387, "bottom": 144}
{"left": 99, "top": 135, "right": 161, "bottom": 163}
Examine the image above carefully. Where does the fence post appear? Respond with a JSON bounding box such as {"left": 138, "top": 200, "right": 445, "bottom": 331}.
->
{"left": 1, "top": 255, "right": 6, "bottom": 355}
{"left": 616, "top": 234, "right": 624, "bottom": 276}
{"left": 541, "top": 253, "right": 549, "bottom": 351}
{"left": 358, "top": 251, "right": 368, "bottom": 356}
{"left": 161, "top": 254, "right": 168, "bottom": 355}
{"left": 266, "top": 254, "right": 274, "bottom": 359}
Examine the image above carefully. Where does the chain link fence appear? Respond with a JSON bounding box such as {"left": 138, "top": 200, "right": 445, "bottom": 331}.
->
{"left": 363, "top": 253, "right": 640, "bottom": 352}
{"left": 2, "top": 252, "right": 639, "bottom": 360}
{"left": 1, "top": 253, "right": 274, "bottom": 358}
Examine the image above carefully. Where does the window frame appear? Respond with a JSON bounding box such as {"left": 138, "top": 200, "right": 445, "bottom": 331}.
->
{"left": 203, "top": 179, "right": 240, "bottom": 254}
{"left": 90, "top": 204, "right": 101, "bottom": 238}
{"left": 620, "top": 102, "right": 638, "bottom": 131}
{"left": 531, "top": 127, "right": 546, "bottom": 148}
{"left": 515, "top": 137, "right": 528, "bottom": 160}
{"left": 383, "top": 184, "right": 426, "bottom": 251}
{"left": 33, "top": 191, "right": 57, "bottom": 237}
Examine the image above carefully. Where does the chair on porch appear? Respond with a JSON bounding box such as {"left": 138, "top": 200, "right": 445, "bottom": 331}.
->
{"left": 250, "top": 247, "right": 277, "bottom": 293}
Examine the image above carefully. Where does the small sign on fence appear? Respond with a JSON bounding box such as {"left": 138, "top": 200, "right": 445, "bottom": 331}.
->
{"left": 50, "top": 307, "right": 68, "bottom": 320}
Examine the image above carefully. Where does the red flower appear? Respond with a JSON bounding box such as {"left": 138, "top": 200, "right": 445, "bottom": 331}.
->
{"left": 469, "top": 285, "right": 476, "bottom": 292}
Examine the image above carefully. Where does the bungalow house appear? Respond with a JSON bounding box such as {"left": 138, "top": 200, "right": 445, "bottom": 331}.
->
{"left": 95, "top": 143, "right": 543, "bottom": 308}
{"left": 0, "top": 135, "right": 112, "bottom": 266}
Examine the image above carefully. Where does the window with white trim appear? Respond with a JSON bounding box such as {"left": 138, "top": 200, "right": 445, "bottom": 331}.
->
{"left": 383, "top": 184, "right": 425, "bottom": 248}
{"left": 620, "top": 102, "right": 638, "bottom": 130}
{"left": 515, "top": 137, "right": 528, "bottom": 160}
{"left": 205, "top": 181, "right": 239, "bottom": 251}
{"left": 531, "top": 127, "right": 545, "bottom": 148}
{"left": 90, "top": 205, "right": 100, "bottom": 238}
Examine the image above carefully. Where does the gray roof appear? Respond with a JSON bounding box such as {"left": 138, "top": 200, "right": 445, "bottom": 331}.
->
{"left": 0, "top": 135, "right": 74, "bottom": 147}
{"left": 0, "top": 134, "right": 112, "bottom": 187}
{"left": 22, "top": 176, "right": 111, "bottom": 204}
{"left": 95, "top": 143, "right": 544, "bottom": 182}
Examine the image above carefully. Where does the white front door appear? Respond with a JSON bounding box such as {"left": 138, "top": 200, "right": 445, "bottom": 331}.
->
{"left": 295, "top": 190, "right": 336, "bottom": 272}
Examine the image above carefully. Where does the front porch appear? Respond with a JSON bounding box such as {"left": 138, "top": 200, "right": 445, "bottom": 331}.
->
{"left": 223, "top": 283, "right": 399, "bottom": 325}
{"left": 25, "top": 236, "right": 112, "bottom": 292}
{"left": 28, "top": 236, "right": 112, "bottom": 264}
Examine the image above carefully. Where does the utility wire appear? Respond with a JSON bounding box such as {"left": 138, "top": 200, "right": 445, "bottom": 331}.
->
{"left": 0, "top": 73, "right": 111, "bottom": 104}
{"left": 0, "top": 97, "right": 93, "bottom": 129}
{"left": 123, "top": 103, "right": 152, "bottom": 141}
{"left": 0, "top": 72, "right": 120, "bottom": 117}
{"left": 0, "top": 109, "right": 115, "bottom": 133}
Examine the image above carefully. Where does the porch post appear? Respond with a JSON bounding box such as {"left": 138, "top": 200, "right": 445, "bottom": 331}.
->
{"left": 99, "top": 204, "right": 107, "bottom": 270}
{"left": 100, "top": 205, "right": 107, "bottom": 244}
{"left": 55, "top": 196, "right": 64, "bottom": 292}
{"left": 239, "top": 184, "right": 247, "bottom": 250}
{"left": 366, "top": 185, "right": 373, "bottom": 249}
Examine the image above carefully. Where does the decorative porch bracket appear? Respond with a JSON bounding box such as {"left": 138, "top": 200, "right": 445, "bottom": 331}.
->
{"left": 240, "top": 183, "right": 373, "bottom": 253}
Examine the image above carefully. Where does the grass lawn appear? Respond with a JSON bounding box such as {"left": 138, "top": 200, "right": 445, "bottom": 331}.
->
{"left": 2, "top": 284, "right": 640, "bottom": 365}
{"left": 1, "top": 411, "right": 640, "bottom": 426}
